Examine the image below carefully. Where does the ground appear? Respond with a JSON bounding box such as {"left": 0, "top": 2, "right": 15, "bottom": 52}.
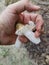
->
{"left": 0, "top": 0, "right": 49, "bottom": 65}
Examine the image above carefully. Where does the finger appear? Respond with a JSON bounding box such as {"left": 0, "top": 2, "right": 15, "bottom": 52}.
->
{"left": 19, "top": 35, "right": 28, "bottom": 43}
{"left": 35, "top": 15, "right": 44, "bottom": 32}
{"left": 35, "top": 31, "right": 41, "bottom": 37}
{"left": 35, "top": 15, "right": 44, "bottom": 37}
{"left": 7, "top": 0, "right": 27, "bottom": 14}
{"left": 30, "top": 13, "right": 38, "bottom": 22}
{"left": 19, "top": 13, "right": 38, "bottom": 24}
{"left": 30, "top": 14, "right": 44, "bottom": 37}
{"left": 7, "top": 0, "right": 40, "bottom": 14}
{"left": 35, "top": 27, "right": 44, "bottom": 37}
{"left": 25, "top": 2, "right": 40, "bottom": 12}
{"left": 19, "top": 13, "right": 30, "bottom": 24}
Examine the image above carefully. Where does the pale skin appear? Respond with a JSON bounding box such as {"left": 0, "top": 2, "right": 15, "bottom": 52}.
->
{"left": 0, "top": 0, "right": 44, "bottom": 45}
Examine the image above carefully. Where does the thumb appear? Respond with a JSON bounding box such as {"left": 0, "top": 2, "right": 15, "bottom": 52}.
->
{"left": 7, "top": 0, "right": 40, "bottom": 14}
{"left": 25, "top": 3, "right": 40, "bottom": 12}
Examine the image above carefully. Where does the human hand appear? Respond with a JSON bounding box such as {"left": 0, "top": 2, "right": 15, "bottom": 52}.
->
{"left": 0, "top": 0, "right": 44, "bottom": 45}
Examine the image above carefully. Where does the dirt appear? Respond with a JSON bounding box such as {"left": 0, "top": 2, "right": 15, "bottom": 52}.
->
{"left": 0, "top": 0, "right": 49, "bottom": 65}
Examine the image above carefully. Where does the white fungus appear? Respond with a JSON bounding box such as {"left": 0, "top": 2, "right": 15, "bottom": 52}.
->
{"left": 15, "top": 21, "right": 41, "bottom": 48}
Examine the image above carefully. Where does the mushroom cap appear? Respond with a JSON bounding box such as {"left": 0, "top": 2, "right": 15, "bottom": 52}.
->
{"left": 16, "top": 23, "right": 24, "bottom": 30}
